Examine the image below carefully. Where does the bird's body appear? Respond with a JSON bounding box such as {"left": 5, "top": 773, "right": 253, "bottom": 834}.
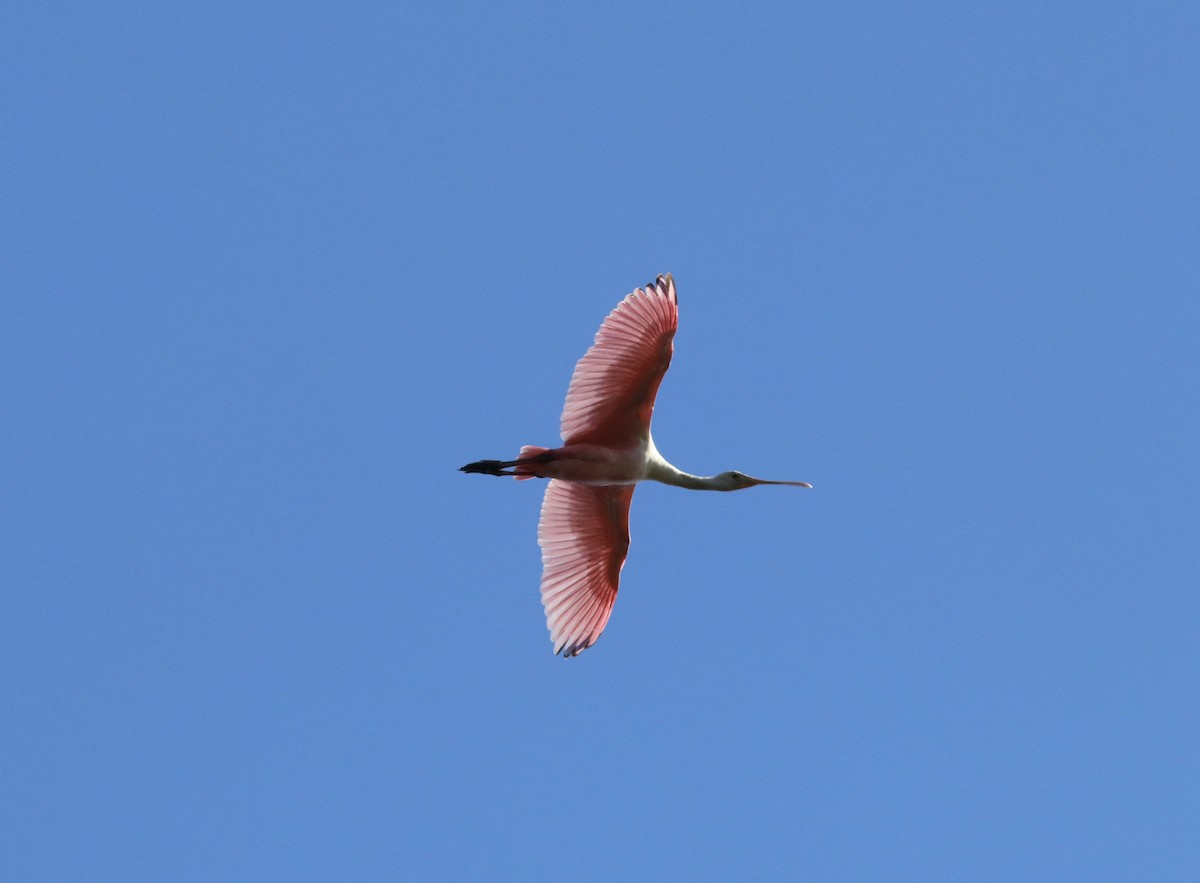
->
{"left": 462, "top": 275, "right": 810, "bottom": 656}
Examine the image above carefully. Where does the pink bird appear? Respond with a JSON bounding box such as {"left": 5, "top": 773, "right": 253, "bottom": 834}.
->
{"left": 462, "top": 274, "right": 812, "bottom": 656}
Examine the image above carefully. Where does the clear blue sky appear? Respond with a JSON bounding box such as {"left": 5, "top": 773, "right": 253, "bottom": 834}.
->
{"left": 3, "top": 3, "right": 1197, "bottom": 880}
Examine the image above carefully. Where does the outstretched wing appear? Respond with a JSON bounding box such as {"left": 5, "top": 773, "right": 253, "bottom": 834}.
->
{"left": 538, "top": 479, "right": 635, "bottom": 657}
{"left": 560, "top": 274, "right": 679, "bottom": 446}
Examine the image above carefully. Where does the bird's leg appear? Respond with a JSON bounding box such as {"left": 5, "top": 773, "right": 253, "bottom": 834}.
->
{"left": 460, "top": 451, "right": 554, "bottom": 476}
{"left": 459, "top": 460, "right": 521, "bottom": 476}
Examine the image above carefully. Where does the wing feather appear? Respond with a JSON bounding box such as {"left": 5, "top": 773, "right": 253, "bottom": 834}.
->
{"left": 559, "top": 274, "right": 679, "bottom": 446}
{"left": 537, "top": 479, "right": 634, "bottom": 657}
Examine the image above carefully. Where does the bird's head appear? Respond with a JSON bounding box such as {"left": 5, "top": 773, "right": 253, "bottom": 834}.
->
{"left": 716, "top": 471, "right": 813, "bottom": 491}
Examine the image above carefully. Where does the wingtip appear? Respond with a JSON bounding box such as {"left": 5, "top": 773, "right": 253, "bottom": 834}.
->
{"left": 648, "top": 273, "right": 676, "bottom": 303}
{"left": 554, "top": 639, "right": 584, "bottom": 657}
{"left": 552, "top": 633, "right": 598, "bottom": 657}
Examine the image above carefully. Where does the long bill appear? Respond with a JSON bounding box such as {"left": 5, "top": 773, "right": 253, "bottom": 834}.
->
{"left": 749, "top": 477, "right": 813, "bottom": 488}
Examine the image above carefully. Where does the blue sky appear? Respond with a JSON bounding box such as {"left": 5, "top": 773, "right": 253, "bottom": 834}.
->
{"left": 3, "top": 2, "right": 1198, "bottom": 880}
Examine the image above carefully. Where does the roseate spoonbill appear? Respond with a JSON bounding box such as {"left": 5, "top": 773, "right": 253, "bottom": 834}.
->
{"left": 461, "top": 274, "right": 811, "bottom": 656}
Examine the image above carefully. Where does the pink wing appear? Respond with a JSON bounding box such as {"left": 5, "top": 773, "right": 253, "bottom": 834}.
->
{"left": 538, "top": 479, "right": 635, "bottom": 656}
{"left": 560, "top": 274, "right": 679, "bottom": 446}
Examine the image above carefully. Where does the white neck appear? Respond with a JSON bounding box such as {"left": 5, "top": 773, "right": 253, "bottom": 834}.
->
{"left": 659, "top": 470, "right": 731, "bottom": 491}
{"left": 643, "top": 436, "right": 733, "bottom": 491}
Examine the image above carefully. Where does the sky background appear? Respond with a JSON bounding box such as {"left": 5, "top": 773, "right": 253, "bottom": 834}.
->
{"left": 2, "top": 2, "right": 1198, "bottom": 880}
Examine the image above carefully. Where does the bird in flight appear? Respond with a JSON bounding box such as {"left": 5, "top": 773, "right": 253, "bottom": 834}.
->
{"left": 461, "top": 274, "right": 811, "bottom": 656}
